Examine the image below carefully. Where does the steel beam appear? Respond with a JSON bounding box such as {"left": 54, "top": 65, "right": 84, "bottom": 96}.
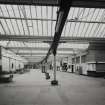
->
{"left": 0, "top": 35, "right": 53, "bottom": 42}
{"left": 16, "top": 52, "right": 73, "bottom": 55}
{"left": 72, "top": 0, "right": 105, "bottom": 8}
{"left": 0, "top": 17, "right": 56, "bottom": 21}
{"left": 6, "top": 47, "right": 84, "bottom": 51}
{"left": 1, "top": 17, "right": 105, "bottom": 24}
{"left": 21, "top": 55, "right": 72, "bottom": 57}
{"left": 1, "top": 0, "right": 105, "bottom": 8}
{"left": 0, "top": 35, "right": 105, "bottom": 43}
{"left": 51, "top": 0, "right": 71, "bottom": 54}
{"left": 0, "top": 0, "right": 59, "bottom": 6}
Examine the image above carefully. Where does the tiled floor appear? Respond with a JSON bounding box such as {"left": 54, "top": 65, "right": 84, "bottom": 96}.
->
{"left": 0, "top": 69, "right": 105, "bottom": 105}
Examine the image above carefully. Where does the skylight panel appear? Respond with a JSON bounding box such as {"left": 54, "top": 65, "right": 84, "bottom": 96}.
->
{"left": 74, "top": 22, "right": 79, "bottom": 37}
{"left": 33, "top": 20, "right": 38, "bottom": 36}
{"left": 0, "top": 7, "right": 2, "bottom": 16}
{"left": 53, "top": 7, "right": 57, "bottom": 19}
{"left": 6, "top": 5, "right": 14, "bottom": 17}
{"left": 29, "top": 27, "right": 33, "bottom": 36}
{"left": 68, "top": 7, "right": 74, "bottom": 19}
{"left": 74, "top": 8, "right": 80, "bottom": 19}
{"left": 0, "top": 5, "right": 8, "bottom": 17}
{"left": 42, "top": 6, "right": 47, "bottom": 19}
{"left": 52, "top": 21, "right": 56, "bottom": 36}
{"left": 0, "top": 21, "right": 5, "bottom": 34}
{"left": 91, "top": 9, "right": 99, "bottom": 21}
{"left": 0, "top": 26, "right": 3, "bottom": 34}
{"left": 81, "top": 8, "right": 90, "bottom": 21}
{"left": 11, "top": 19, "right": 19, "bottom": 35}
{"left": 70, "top": 22, "right": 75, "bottom": 37}
{"left": 27, "top": 20, "right": 32, "bottom": 27}
{"left": 89, "top": 23, "right": 98, "bottom": 37}
{"left": 22, "top": 20, "right": 28, "bottom": 35}
{"left": 18, "top": 5, "right": 24, "bottom": 18}
{"left": 43, "top": 21, "right": 47, "bottom": 36}
{"left": 86, "top": 9, "right": 95, "bottom": 21}
{"left": 5, "top": 19, "right": 14, "bottom": 34}
{"left": 57, "top": 51, "right": 73, "bottom": 54}
{"left": 47, "top": 6, "right": 52, "bottom": 19}
{"left": 0, "top": 41, "right": 8, "bottom": 47}
{"left": 48, "top": 21, "right": 51, "bottom": 36}
{"left": 84, "top": 23, "right": 93, "bottom": 37}
{"left": 96, "top": 9, "right": 105, "bottom": 22}
{"left": 25, "top": 42, "right": 49, "bottom": 48}
{"left": 25, "top": 5, "right": 30, "bottom": 18}
{"left": 17, "top": 20, "right": 24, "bottom": 35}
{"left": 31, "top": 6, "right": 36, "bottom": 18}
{"left": 64, "top": 23, "right": 69, "bottom": 37}
{"left": 59, "top": 43, "right": 89, "bottom": 49}
{"left": 96, "top": 24, "right": 105, "bottom": 37}
{"left": 9, "top": 41, "right": 14, "bottom": 47}
{"left": 36, "top": 6, "right": 41, "bottom": 19}
{"left": 61, "top": 24, "right": 66, "bottom": 36}
{"left": 31, "top": 50, "right": 47, "bottom": 53}
{"left": 38, "top": 20, "right": 42, "bottom": 36}
{"left": 0, "top": 20, "right": 10, "bottom": 35}
{"left": 80, "top": 23, "right": 88, "bottom": 37}
{"left": 12, "top": 5, "right": 20, "bottom": 18}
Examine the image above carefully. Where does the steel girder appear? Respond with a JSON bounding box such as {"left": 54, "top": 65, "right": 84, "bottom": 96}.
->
{"left": 0, "top": 0, "right": 59, "bottom": 6}
{"left": 1, "top": 17, "right": 105, "bottom": 24}
{"left": 6, "top": 47, "right": 84, "bottom": 51}
{"left": 0, "top": 35, "right": 105, "bottom": 43}
{"left": 16, "top": 52, "right": 73, "bottom": 56}
{"left": 1, "top": 0, "right": 105, "bottom": 8}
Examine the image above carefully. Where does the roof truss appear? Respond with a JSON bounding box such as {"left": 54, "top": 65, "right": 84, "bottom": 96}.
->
{"left": 0, "top": 35, "right": 105, "bottom": 43}
{"left": 1, "top": 0, "right": 105, "bottom": 8}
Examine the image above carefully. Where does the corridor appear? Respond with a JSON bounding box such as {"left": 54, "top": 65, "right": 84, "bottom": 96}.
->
{"left": 0, "top": 70, "right": 105, "bottom": 105}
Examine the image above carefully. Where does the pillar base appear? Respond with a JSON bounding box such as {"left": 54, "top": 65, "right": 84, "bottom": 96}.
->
{"left": 51, "top": 80, "right": 58, "bottom": 86}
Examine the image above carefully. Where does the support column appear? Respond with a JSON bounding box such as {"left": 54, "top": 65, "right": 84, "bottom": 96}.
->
{"left": 41, "top": 63, "right": 44, "bottom": 73}
{"left": 73, "top": 49, "right": 76, "bottom": 73}
{"left": 51, "top": 50, "right": 58, "bottom": 85}
{"left": 0, "top": 46, "right": 2, "bottom": 71}
{"left": 53, "top": 54, "right": 56, "bottom": 81}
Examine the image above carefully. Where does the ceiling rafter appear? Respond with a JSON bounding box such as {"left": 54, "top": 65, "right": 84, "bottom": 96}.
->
{"left": 16, "top": 52, "right": 74, "bottom": 56}
{"left": 6, "top": 47, "right": 85, "bottom": 51}
{"left": 1, "top": 0, "right": 105, "bottom": 8}
{"left": 1, "top": 35, "right": 105, "bottom": 43}
{"left": 2, "top": 17, "right": 105, "bottom": 24}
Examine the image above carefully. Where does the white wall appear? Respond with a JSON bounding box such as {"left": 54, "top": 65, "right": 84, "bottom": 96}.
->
{"left": 1, "top": 47, "right": 28, "bottom": 71}
{"left": 2, "top": 56, "right": 9, "bottom": 72}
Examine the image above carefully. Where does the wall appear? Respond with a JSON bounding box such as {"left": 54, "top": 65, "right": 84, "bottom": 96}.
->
{"left": 86, "top": 50, "right": 96, "bottom": 62}
{"left": 96, "top": 63, "right": 105, "bottom": 72}
{"left": 87, "top": 43, "right": 105, "bottom": 72}
{"left": 72, "top": 42, "right": 105, "bottom": 76}
{"left": 2, "top": 56, "right": 10, "bottom": 72}
{"left": 1, "top": 47, "right": 27, "bottom": 72}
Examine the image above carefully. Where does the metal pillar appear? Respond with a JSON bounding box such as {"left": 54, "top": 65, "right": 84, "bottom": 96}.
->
{"left": 51, "top": 50, "right": 58, "bottom": 85}
{"left": 73, "top": 49, "right": 76, "bottom": 72}
{"left": 53, "top": 54, "right": 56, "bottom": 81}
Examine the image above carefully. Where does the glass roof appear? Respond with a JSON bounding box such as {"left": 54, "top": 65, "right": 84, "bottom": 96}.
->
{"left": 62, "top": 7, "right": 105, "bottom": 38}
{"left": 0, "top": 5, "right": 57, "bottom": 36}
{"left": 0, "top": 4, "right": 105, "bottom": 62}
